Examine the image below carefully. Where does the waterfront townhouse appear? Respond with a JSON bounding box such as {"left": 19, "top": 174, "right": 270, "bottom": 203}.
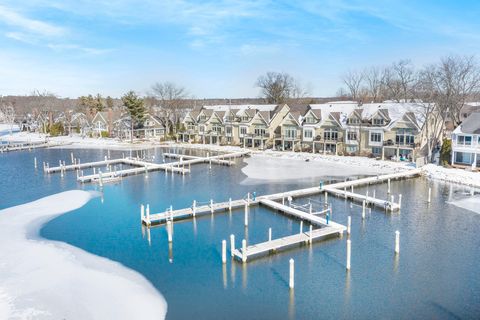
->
{"left": 451, "top": 112, "right": 480, "bottom": 170}
{"left": 309, "top": 102, "right": 425, "bottom": 160}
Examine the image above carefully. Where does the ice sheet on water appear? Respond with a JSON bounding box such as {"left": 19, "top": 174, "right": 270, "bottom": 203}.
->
{"left": 0, "top": 190, "right": 167, "bottom": 320}
{"left": 448, "top": 195, "right": 480, "bottom": 214}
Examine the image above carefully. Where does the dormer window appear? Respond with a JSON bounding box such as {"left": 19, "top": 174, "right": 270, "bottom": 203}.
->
{"left": 373, "top": 118, "right": 384, "bottom": 125}
{"left": 347, "top": 118, "right": 360, "bottom": 125}
{"left": 242, "top": 116, "right": 249, "bottom": 122}
{"left": 305, "top": 116, "right": 316, "bottom": 124}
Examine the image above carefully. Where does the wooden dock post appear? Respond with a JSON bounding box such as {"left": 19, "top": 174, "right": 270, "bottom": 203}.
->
{"left": 324, "top": 192, "right": 328, "bottom": 205}
{"left": 309, "top": 225, "right": 313, "bottom": 243}
{"left": 289, "top": 259, "right": 294, "bottom": 289}
{"left": 346, "top": 240, "right": 351, "bottom": 270}
{"left": 230, "top": 234, "right": 235, "bottom": 257}
{"left": 299, "top": 220, "right": 303, "bottom": 234}
{"left": 398, "top": 194, "right": 402, "bottom": 209}
{"left": 247, "top": 192, "right": 251, "bottom": 206}
{"left": 366, "top": 190, "right": 369, "bottom": 204}
{"left": 395, "top": 230, "right": 400, "bottom": 254}
{"left": 70, "top": 152, "right": 74, "bottom": 164}
{"left": 167, "top": 220, "right": 172, "bottom": 242}
{"left": 391, "top": 195, "right": 395, "bottom": 207}
{"left": 145, "top": 165, "right": 148, "bottom": 179}
{"left": 210, "top": 199, "right": 214, "bottom": 214}
{"left": 362, "top": 200, "right": 366, "bottom": 219}
{"left": 108, "top": 150, "right": 111, "bottom": 159}
{"left": 309, "top": 203, "right": 313, "bottom": 214}
{"left": 244, "top": 202, "right": 249, "bottom": 227}
{"left": 43, "top": 161, "right": 46, "bottom": 172}
{"left": 192, "top": 200, "right": 196, "bottom": 217}
{"left": 268, "top": 228, "right": 272, "bottom": 242}
{"left": 222, "top": 240, "right": 227, "bottom": 264}
{"left": 34, "top": 157, "right": 37, "bottom": 169}
{"left": 344, "top": 186, "right": 347, "bottom": 199}
{"left": 351, "top": 185, "right": 354, "bottom": 194}
{"left": 428, "top": 187, "right": 431, "bottom": 203}
{"left": 98, "top": 170, "right": 103, "bottom": 187}
{"left": 388, "top": 179, "right": 391, "bottom": 194}
{"left": 229, "top": 198, "right": 232, "bottom": 211}
{"left": 242, "top": 239, "right": 247, "bottom": 263}
{"left": 170, "top": 205, "right": 173, "bottom": 220}
{"left": 347, "top": 216, "right": 351, "bottom": 235}
{"left": 373, "top": 189, "right": 376, "bottom": 199}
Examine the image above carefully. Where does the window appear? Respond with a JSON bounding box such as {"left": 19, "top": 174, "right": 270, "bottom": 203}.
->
{"left": 372, "top": 147, "right": 382, "bottom": 155}
{"left": 457, "top": 135, "right": 472, "bottom": 146}
{"left": 199, "top": 125, "right": 205, "bottom": 133}
{"left": 254, "top": 128, "right": 266, "bottom": 136}
{"left": 373, "top": 118, "right": 384, "bottom": 125}
{"left": 305, "top": 116, "right": 316, "bottom": 124}
{"left": 370, "top": 132, "right": 382, "bottom": 142}
{"left": 226, "top": 116, "right": 235, "bottom": 122}
{"left": 347, "top": 118, "right": 360, "bottom": 125}
{"left": 324, "top": 129, "right": 338, "bottom": 141}
{"left": 347, "top": 145, "right": 358, "bottom": 153}
{"left": 395, "top": 129, "right": 415, "bottom": 145}
{"left": 455, "top": 152, "right": 472, "bottom": 164}
{"left": 304, "top": 129, "right": 313, "bottom": 139}
{"left": 240, "top": 126, "right": 247, "bottom": 136}
{"left": 225, "top": 126, "right": 232, "bottom": 135}
{"left": 187, "top": 124, "right": 195, "bottom": 131}
{"left": 212, "top": 125, "right": 222, "bottom": 133}
{"left": 285, "top": 128, "right": 297, "bottom": 139}
{"left": 241, "top": 116, "right": 249, "bottom": 122}
{"left": 347, "top": 131, "right": 357, "bottom": 141}
{"left": 199, "top": 115, "right": 206, "bottom": 121}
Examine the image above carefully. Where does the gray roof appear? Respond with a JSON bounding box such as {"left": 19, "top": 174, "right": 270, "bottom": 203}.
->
{"left": 458, "top": 112, "right": 480, "bottom": 134}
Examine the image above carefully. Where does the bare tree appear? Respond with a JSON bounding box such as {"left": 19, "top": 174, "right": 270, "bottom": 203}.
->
{"left": 363, "top": 67, "right": 385, "bottom": 102}
{"left": 256, "top": 72, "right": 298, "bottom": 104}
{"left": 150, "top": 82, "right": 189, "bottom": 134}
{"left": 382, "top": 60, "right": 416, "bottom": 102}
{"left": 341, "top": 70, "right": 364, "bottom": 101}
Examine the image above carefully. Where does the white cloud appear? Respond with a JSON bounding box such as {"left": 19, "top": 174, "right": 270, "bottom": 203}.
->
{"left": 0, "top": 4, "right": 65, "bottom": 37}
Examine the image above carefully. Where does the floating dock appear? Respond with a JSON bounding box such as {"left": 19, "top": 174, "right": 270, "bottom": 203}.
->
{"left": 0, "top": 141, "right": 65, "bottom": 153}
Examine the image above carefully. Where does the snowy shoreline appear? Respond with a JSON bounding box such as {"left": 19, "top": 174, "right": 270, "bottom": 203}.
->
{"left": 3, "top": 131, "right": 479, "bottom": 187}
{"left": 0, "top": 190, "right": 167, "bottom": 320}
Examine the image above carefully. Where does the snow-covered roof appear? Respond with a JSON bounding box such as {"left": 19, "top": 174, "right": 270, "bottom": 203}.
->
{"left": 453, "top": 112, "right": 480, "bottom": 134}
{"left": 309, "top": 102, "right": 427, "bottom": 128}
{"left": 202, "top": 104, "right": 277, "bottom": 112}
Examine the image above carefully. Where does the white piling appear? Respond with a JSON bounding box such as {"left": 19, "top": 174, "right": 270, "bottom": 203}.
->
{"left": 362, "top": 200, "right": 366, "bottom": 219}
{"left": 210, "top": 199, "right": 214, "bottom": 214}
{"left": 346, "top": 240, "right": 351, "bottom": 270}
{"left": 242, "top": 239, "right": 247, "bottom": 263}
{"left": 167, "top": 220, "right": 172, "bottom": 242}
{"left": 192, "top": 200, "right": 197, "bottom": 217}
{"left": 428, "top": 187, "right": 431, "bottom": 203}
{"left": 140, "top": 204, "right": 145, "bottom": 221}
{"left": 309, "top": 225, "right": 313, "bottom": 243}
{"left": 230, "top": 234, "right": 235, "bottom": 257}
{"left": 388, "top": 179, "right": 391, "bottom": 194}
{"left": 244, "top": 202, "right": 248, "bottom": 227}
{"left": 366, "top": 190, "right": 369, "bottom": 203}
{"left": 395, "top": 230, "right": 400, "bottom": 254}
{"left": 373, "top": 189, "right": 376, "bottom": 199}
{"left": 229, "top": 198, "right": 232, "bottom": 211}
{"left": 146, "top": 204, "right": 150, "bottom": 225}
{"left": 34, "top": 157, "right": 37, "bottom": 169}
{"left": 268, "top": 228, "right": 272, "bottom": 242}
{"left": 222, "top": 240, "right": 227, "bottom": 264}
{"left": 104, "top": 156, "right": 107, "bottom": 161}
{"left": 299, "top": 220, "right": 303, "bottom": 234}
{"left": 70, "top": 152, "right": 74, "bottom": 164}
{"left": 289, "top": 259, "right": 295, "bottom": 289}
{"left": 391, "top": 195, "right": 395, "bottom": 206}
{"left": 347, "top": 216, "right": 351, "bottom": 235}
{"left": 324, "top": 192, "right": 328, "bottom": 205}
{"left": 398, "top": 194, "right": 402, "bottom": 209}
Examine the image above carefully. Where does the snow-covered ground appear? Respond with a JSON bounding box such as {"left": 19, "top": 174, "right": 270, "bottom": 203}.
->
{"left": 421, "top": 164, "right": 480, "bottom": 188}
{"left": 0, "top": 190, "right": 167, "bottom": 320}
{"left": 0, "top": 124, "right": 20, "bottom": 136}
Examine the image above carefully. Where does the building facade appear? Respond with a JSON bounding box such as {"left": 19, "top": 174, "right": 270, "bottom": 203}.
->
{"left": 451, "top": 112, "right": 480, "bottom": 170}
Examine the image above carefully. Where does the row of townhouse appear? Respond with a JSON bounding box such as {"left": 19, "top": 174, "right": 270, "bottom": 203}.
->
{"left": 451, "top": 112, "right": 480, "bottom": 170}
{"left": 19, "top": 109, "right": 167, "bottom": 140}
{"left": 179, "top": 101, "right": 427, "bottom": 161}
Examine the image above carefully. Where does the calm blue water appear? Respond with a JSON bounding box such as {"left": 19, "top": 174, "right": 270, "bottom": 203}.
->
{"left": 1, "top": 148, "right": 479, "bottom": 319}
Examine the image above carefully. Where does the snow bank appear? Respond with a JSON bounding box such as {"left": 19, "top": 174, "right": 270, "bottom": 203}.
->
{"left": 422, "top": 164, "right": 480, "bottom": 188}
{"left": 0, "top": 190, "right": 167, "bottom": 320}
{"left": 241, "top": 152, "right": 412, "bottom": 184}
{"left": 0, "top": 124, "right": 20, "bottom": 135}
{"left": 449, "top": 195, "right": 480, "bottom": 214}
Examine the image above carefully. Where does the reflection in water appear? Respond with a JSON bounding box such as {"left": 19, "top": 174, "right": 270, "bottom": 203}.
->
{"left": 393, "top": 253, "right": 399, "bottom": 275}
{"left": 343, "top": 270, "right": 351, "bottom": 318}
{"left": 147, "top": 227, "right": 151, "bottom": 246}
{"left": 193, "top": 217, "right": 197, "bottom": 237}
{"left": 168, "top": 242, "right": 173, "bottom": 263}
{"left": 242, "top": 262, "right": 247, "bottom": 290}
{"left": 288, "top": 289, "right": 295, "bottom": 320}
{"left": 222, "top": 264, "right": 227, "bottom": 289}
{"left": 230, "top": 258, "right": 236, "bottom": 285}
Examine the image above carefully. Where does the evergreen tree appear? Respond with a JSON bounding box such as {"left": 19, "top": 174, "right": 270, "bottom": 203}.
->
{"left": 121, "top": 91, "right": 145, "bottom": 143}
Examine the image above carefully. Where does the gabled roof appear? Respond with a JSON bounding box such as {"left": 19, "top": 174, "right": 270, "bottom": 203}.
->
{"left": 453, "top": 112, "right": 480, "bottom": 134}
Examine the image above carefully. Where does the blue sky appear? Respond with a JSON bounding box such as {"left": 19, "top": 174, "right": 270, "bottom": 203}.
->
{"left": 0, "top": 0, "right": 479, "bottom": 99}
